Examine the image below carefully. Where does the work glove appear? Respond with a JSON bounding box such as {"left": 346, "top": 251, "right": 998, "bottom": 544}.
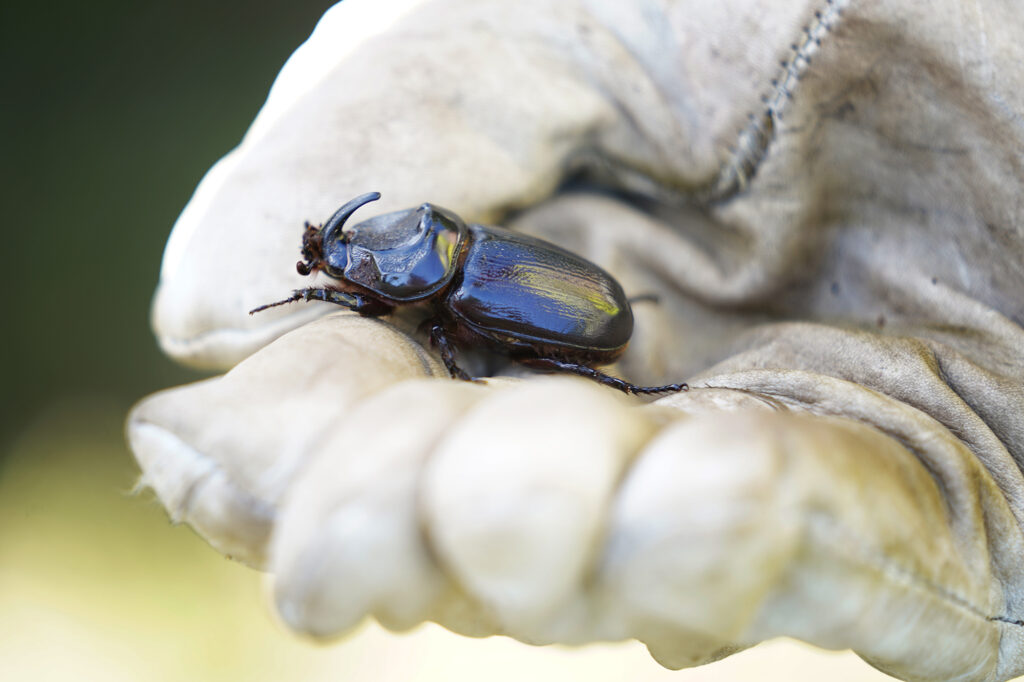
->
{"left": 126, "top": 0, "right": 1024, "bottom": 679}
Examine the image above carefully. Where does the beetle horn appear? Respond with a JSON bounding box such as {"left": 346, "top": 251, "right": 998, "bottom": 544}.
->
{"left": 321, "top": 191, "right": 382, "bottom": 237}
{"left": 297, "top": 192, "right": 381, "bottom": 277}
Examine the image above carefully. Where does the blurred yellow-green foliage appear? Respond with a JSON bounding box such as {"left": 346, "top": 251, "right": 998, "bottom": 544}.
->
{"left": 0, "top": 1, "right": 897, "bottom": 679}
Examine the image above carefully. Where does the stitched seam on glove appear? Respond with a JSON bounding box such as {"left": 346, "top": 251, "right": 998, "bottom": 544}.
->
{"left": 806, "top": 511, "right": 1018, "bottom": 631}
{"left": 700, "top": 0, "right": 849, "bottom": 204}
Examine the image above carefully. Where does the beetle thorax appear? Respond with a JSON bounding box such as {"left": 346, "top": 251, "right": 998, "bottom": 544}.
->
{"left": 325, "top": 205, "right": 468, "bottom": 302}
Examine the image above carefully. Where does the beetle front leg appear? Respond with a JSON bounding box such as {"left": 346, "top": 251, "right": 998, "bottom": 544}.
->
{"left": 250, "top": 287, "right": 392, "bottom": 316}
{"left": 522, "top": 358, "right": 689, "bottom": 395}
{"left": 429, "top": 322, "right": 474, "bottom": 381}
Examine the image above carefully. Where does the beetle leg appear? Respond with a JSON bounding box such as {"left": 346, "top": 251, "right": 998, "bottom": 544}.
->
{"left": 429, "top": 322, "right": 474, "bottom": 381}
{"left": 523, "top": 358, "right": 688, "bottom": 395}
{"left": 298, "top": 288, "right": 392, "bottom": 315}
{"left": 249, "top": 287, "right": 391, "bottom": 316}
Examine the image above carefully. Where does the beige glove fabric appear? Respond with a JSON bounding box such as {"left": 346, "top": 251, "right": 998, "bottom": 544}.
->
{"left": 127, "top": 0, "right": 1024, "bottom": 680}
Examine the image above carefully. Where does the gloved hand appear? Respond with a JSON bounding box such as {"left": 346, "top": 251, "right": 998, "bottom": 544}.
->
{"left": 126, "top": 0, "right": 1024, "bottom": 679}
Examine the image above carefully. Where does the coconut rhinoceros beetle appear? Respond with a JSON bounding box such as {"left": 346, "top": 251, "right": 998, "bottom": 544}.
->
{"left": 251, "top": 192, "right": 688, "bottom": 395}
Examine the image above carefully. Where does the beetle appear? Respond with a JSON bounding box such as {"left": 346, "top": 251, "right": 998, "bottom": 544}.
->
{"left": 251, "top": 192, "right": 688, "bottom": 395}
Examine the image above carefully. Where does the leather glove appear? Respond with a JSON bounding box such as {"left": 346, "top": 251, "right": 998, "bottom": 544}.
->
{"left": 126, "top": 1, "right": 1024, "bottom": 679}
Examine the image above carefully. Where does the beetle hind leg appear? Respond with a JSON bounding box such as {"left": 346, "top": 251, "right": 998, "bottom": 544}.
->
{"left": 523, "top": 358, "right": 688, "bottom": 395}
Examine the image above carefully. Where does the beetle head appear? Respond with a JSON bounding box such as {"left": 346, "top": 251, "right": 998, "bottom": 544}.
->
{"left": 296, "top": 191, "right": 381, "bottom": 277}
{"left": 296, "top": 222, "right": 324, "bottom": 275}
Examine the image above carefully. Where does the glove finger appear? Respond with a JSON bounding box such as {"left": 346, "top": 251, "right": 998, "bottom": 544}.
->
{"left": 152, "top": 0, "right": 618, "bottom": 368}
{"left": 418, "top": 378, "right": 659, "bottom": 642}
{"left": 613, "top": 403, "right": 1009, "bottom": 680}
{"left": 127, "top": 313, "right": 444, "bottom": 566}
{"left": 269, "top": 377, "right": 500, "bottom": 638}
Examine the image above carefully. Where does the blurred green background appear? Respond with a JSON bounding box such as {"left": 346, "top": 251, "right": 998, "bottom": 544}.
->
{"left": 0, "top": 1, "right": 896, "bottom": 679}
{"left": 2, "top": 0, "right": 341, "bottom": 442}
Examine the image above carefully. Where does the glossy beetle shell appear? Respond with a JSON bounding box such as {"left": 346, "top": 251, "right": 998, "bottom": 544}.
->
{"left": 446, "top": 225, "right": 634, "bottom": 354}
{"left": 323, "top": 204, "right": 467, "bottom": 301}
{"left": 254, "top": 192, "right": 687, "bottom": 395}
